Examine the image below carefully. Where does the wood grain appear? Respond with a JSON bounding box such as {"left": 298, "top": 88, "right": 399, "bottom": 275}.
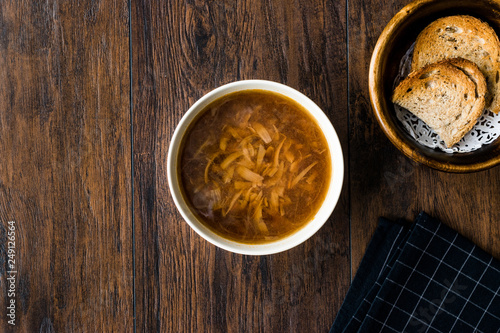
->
{"left": 131, "top": 0, "right": 350, "bottom": 331}
{"left": 349, "top": 0, "right": 500, "bottom": 276}
{"left": 0, "top": 1, "right": 133, "bottom": 331}
{"left": 1, "top": 0, "right": 499, "bottom": 331}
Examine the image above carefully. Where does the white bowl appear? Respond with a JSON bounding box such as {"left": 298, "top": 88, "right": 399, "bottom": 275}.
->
{"left": 167, "top": 80, "right": 344, "bottom": 255}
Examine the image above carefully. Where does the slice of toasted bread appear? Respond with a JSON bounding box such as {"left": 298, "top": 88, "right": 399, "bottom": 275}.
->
{"left": 412, "top": 15, "right": 500, "bottom": 113}
{"left": 393, "top": 58, "right": 486, "bottom": 147}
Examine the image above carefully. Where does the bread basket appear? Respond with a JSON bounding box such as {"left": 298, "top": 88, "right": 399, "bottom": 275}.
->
{"left": 369, "top": 0, "right": 500, "bottom": 172}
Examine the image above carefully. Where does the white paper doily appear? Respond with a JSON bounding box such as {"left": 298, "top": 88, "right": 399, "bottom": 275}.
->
{"left": 394, "top": 44, "right": 500, "bottom": 153}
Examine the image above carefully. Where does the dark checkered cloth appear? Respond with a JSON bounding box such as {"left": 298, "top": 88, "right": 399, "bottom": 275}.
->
{"left": 331, "top": 212, "right": 500, "bottom": 333}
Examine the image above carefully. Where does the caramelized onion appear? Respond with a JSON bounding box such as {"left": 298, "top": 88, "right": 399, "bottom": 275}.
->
{"left": 290, "top": 162, "right": 318, "bottom": 188}
{"left": 224, "top": 190, "right": 243, "bottom": 216}
{"left": 181, "top": 91, "right": 331, "bottom": 243}
{"left": 236, "top": 166, "right": 264, "bottom": 184}
{"left": 252, "top": 122, "right": 272, "bottom": 144}
{"left": 221, "top": 151, "right": 243, "bottom": 169}
{"left": 201, "top": 120, "right": 324, "bottom": 224}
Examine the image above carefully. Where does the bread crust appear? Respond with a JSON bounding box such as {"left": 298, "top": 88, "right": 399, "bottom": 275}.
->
{"left": 412, "top": 15, "right": 500, "bottom": 114}
{"left": 393, "top": 58, "right": 486, "bottom": 147}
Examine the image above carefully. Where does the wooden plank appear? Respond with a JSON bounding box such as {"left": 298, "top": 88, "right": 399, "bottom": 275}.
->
{"left": 131, "top": 0, "right": 350, "bottom": 331}
{"left": 0, "top": 1, "right": 133, "bottom": 331}
{"left": 349, "top": 0, "right": 500, "bottom": 276}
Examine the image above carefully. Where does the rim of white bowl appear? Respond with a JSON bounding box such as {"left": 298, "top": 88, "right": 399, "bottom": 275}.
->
{"left": 167, "top": 80, "right": 344, "bottom": 255}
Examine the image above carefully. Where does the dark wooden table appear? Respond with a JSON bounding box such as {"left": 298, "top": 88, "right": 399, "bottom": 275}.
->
{"left": 0, "top": 0, "right": 499, "bottom": 331}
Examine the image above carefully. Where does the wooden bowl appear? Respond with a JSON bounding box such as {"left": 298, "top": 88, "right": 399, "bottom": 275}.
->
{"left": 369, "top": 0, "right": 500, "bottom": 172}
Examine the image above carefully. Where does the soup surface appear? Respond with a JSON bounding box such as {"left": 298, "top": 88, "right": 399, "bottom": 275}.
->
{"left": 179, "top": 90, "right": 331, "bottom": 243}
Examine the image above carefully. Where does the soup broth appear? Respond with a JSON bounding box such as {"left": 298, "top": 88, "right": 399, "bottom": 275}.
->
{"left": 179, "top": 90, "right": 331, "bottom": 244}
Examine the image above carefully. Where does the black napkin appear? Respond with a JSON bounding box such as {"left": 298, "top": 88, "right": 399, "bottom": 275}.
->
{"left": 331, "top": 212, "right": 500, "bottom": 333}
